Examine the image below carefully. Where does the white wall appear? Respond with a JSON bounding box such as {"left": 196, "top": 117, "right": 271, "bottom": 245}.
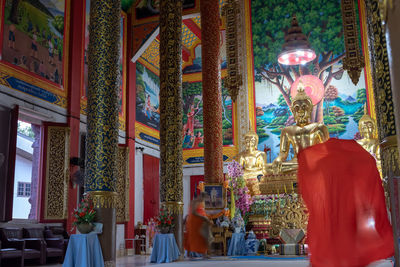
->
{"left": 116, "top": 224, "right": 125, "bottom": 256}
{"left": 13, "top": 154, "right": 32, "bottom": 219}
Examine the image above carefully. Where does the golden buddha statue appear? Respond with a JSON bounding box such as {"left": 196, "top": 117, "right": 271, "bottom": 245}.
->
{"left": 237, "top": 128, "right": 268, "bottom": 195}
{"left": 271, "top": 83, "right": 330, "bottom": 174}
{"left": 357, "top": 110, "right": 381, "bottom": 166}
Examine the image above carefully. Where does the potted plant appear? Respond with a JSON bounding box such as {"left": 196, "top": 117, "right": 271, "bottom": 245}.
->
{"left": 155, "top": 206, "right": 174, "bottom": 234}
{"left": 73, "top": 194, "right": 96, "bottom": 234}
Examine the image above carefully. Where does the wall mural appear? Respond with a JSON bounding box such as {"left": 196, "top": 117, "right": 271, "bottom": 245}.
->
{"left": 2, "top": 0, "right": 65, "bottom": 86}
{"left": 182, "top": 80, "right": 233, "bottom": 149}
{"left": 251, "top": 0, "right": 368, "bottom": 161}
{"left": 182, "top": 33, "right": 227, "bottom": 75}
{"left": 136, "top": 61, "right": 160, "bottom": 131}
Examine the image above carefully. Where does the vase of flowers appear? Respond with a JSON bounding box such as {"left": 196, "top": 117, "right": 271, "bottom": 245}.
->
{"left": 73, "top": 194, "right": 96, "bottom": 234}
{"left": 155, "top": 206, "right": 174, "bottom": 234}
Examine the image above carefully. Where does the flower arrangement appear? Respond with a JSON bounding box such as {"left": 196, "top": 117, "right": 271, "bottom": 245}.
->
{"left": 147, "top": 218, "right": 158, "bottom": 247}
{"left": 227, "top": 160, "right": 253, "bottom": 215}
{"left": 155, "top": 206, "right": 174, "bottom": 233}
{"left": 73, "top": 194, "right": 96, "bottom": 226}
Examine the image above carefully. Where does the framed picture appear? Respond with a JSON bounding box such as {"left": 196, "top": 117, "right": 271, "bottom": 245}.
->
{"left": 204, "top": 183, "right": 226, "bottom": 210}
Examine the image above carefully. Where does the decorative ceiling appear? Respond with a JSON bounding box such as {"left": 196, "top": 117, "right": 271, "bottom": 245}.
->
{"left": 135, "top": 0, "right": 226, "bottom": 74}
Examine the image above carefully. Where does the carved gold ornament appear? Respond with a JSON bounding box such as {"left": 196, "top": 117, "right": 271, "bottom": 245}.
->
{"left": 116, "top": 146, "right": 129, "bottom": 222}
{"left": 222, "top": 0, "right": 242, "bottom": 102}
{"left": 88, "top": 191, "right": 118, "bottom": 209}
{"left": 341, "top": 0, "right": 365, "bottom": 85}
{"left": 44, "top": 126, "right": 70, "bottom": 220}
{"left": 269, "top": 196, "right": 308, "bottom": 238}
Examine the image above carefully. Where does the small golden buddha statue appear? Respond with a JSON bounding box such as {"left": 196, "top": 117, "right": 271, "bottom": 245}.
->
{"left": 237, "top": 128, "right": 268, "bottom": 195}
{"left": 357, "top": 110, "right": 381, "bottom": 166}
{"left": 272, "top": 83, "right": 330, "bottom": 174}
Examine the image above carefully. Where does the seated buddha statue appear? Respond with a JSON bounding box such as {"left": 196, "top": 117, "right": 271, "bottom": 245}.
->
{"left": 357, "top": 111, "right": 381, "bottom": 167}
{"left": 272, "top": 83, "right": 330, "bottom": 174}
{"left": 237, "top": 128, "right": 268, "bottom": 195}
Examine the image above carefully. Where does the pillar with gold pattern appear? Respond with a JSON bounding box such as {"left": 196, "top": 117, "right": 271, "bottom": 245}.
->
{"left": 201, "top": 0, "right": 224, "bottom": 183}
{"left": 366, "top": 0, "right": 400, "bottom": 264}
{"left": 85, "top": 0, "right": 120, "bottom": 266}
{"left": 159, "top": 0, "right": 184, "bottom": 255}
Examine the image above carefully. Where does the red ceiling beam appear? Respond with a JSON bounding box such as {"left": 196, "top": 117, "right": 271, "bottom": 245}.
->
{"left": 183, "top": 18, "right": 201, "bottom": 39}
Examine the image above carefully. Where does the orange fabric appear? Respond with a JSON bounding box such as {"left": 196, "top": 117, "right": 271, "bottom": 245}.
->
{"left": 184, "top": 202, "right": 208, "bottom": 254}
{"left": 298, "top": 138, "right": 394, "bottom": 267}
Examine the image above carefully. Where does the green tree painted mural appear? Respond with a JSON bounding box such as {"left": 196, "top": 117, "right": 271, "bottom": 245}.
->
{"left": 252, "top": 0, "right": 345, "bottom": 122}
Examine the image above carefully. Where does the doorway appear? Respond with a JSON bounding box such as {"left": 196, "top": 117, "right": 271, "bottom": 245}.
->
{"left": 143, "top": 154, "right": 159, "bottom": 224}
{"left": 12, "top": 120, "right": 41, "bottom": 220}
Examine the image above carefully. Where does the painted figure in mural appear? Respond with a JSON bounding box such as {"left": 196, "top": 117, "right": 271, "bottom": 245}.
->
{"left": 144, "top": 94, "right": 154, "bottom": 119}
{"left": 357, "top": 109, "right": 381, "bottom": 168}
{"left": 272, "top": 82, "right": 330, "bottom": 174}
{"left": 192, "top": 131, "right": 204, "bottom": 148}
{"left": 238, "top": 128, "right": 267, "bottom": 195}
{"left": 183, "top": 129, "right": 194, "bottom": 148}
{"left": 184, "top": 100, "right": 202, "bottom": 135}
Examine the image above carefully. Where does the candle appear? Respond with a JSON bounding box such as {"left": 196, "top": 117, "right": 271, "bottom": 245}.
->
{"left": 284, "top": 185, "right": 287, "bottom": 194}
{"left": 291, "top": 183, "right": 294, "bottom": 192}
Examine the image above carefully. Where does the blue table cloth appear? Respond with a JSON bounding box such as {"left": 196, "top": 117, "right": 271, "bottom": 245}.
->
{"left": 227, "top": 233, "right": 246, "bottom": 256}
{"left": 63, "top": 233, "right": 104, "bottom": 267}
{"left": 150, "top": 234, "right": 180, "bottom": 263}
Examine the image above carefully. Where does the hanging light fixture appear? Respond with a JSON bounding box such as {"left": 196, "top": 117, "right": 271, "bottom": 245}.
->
{"left": 277, "top": 15, "right": 316, "bottom": 66}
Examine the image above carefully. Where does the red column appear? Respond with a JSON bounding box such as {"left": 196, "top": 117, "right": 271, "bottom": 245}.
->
{"left": 200, "top": 0, "right": 223, "bottom": 183}
{"left": 66, "top": 0, "right": 85, "bottom": 233}
{"left": 125, "top": 13, "right": 136, "bottom": 239}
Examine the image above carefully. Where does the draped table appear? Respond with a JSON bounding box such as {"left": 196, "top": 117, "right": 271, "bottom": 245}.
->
{"left": 227, "top": 233, "right": 246, "bottom": 256}
{"left": 150, "top": 233, "right": 180, "bottom": 263}
{"left": 63, "top": 233, "right": 104, "bottom": 267}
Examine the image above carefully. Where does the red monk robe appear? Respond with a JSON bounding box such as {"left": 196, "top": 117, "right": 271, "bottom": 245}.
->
{"left": 297, "top": 138, "right": 394, "bottom": 267}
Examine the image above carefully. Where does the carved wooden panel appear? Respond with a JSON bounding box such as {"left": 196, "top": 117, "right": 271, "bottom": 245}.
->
{"left": 44, "top": 126, "right": 70, "bottom": 220}
{"left": 116, "top": 146, "right": 129, "bottom": 223}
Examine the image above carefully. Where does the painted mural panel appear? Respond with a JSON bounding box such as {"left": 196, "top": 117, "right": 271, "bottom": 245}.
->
{"left": 136, "top": 61, "right": 160, "bottom": 131}
{"left": 1, "top": 0, "right": 65, "bottom": 86}
{"left": 182, "top": 79, "right": 233, "bottom": 149}
{"left": 182, "top": 35, "right": 227, "bottom": 75}
{"left": 251, "top": 0, "right": 368, "bottom": 161}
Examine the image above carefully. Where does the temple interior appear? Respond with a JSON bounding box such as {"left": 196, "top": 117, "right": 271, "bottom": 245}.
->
{"left": 0, "top": 0, "right": 400, "bottom": 266}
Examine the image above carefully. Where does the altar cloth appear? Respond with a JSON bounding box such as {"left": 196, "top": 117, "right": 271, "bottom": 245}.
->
{"left": 63, "top": 233, "right": 104, "bottom": 267}
{"left": 150, "top": 233, "right": 180, "bottom": 263}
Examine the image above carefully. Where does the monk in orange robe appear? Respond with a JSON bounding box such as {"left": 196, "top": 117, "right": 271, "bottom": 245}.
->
{"left": 297, "top": 138, "right": 394, "bottom": 267}
{"left": 184, "top": 192, "right": 213, "bottom": 258}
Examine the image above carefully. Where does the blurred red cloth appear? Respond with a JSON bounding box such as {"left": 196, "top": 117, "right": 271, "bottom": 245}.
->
{"left": 298, "top": 138, "right": 394, "bottom": 267}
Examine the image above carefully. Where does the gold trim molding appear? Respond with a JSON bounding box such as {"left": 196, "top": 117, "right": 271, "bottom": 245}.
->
{"left": 163, "top": 201, "right": 184, "bottom": 215}
{"left": 87, "top": 191, "right": 118, "bottom": 209}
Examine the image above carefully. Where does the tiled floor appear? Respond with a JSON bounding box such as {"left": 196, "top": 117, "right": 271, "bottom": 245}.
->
{"left": 30, "top": 255, "right": 393, "bottom": 267}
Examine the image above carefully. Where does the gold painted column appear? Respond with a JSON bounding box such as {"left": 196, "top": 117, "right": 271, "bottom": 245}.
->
{"left": 366, "top": 1, "right": 400, "bottom": 265}
{"left": 159, "top": 0, "right": 184, "bottom": 254}
{"left": 85, "top": 0, "right": 121, "bottom": 266}
{"left": 201, "top": 0, "right": 224, "bottom": 183}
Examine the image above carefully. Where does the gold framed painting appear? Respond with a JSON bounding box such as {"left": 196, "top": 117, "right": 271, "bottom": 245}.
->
{"left": 203, "top": 183, "right": 226, "bottom": 210}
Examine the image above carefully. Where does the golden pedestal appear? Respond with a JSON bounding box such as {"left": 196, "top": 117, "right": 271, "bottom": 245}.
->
{"left": 259, "top": 171, "right": 298, "bottom": 195}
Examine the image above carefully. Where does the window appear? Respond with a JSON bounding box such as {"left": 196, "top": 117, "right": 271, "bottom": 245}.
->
{"left": 17, "top": 182, "right": 31, "bottom": 197}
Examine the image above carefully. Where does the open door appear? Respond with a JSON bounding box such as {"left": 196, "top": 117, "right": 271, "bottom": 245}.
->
{"left": 0, "top": 105, "right": 18, "bottom": 221}
{"left": 143, "top": 154, "right": 159, "bottom": 224}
